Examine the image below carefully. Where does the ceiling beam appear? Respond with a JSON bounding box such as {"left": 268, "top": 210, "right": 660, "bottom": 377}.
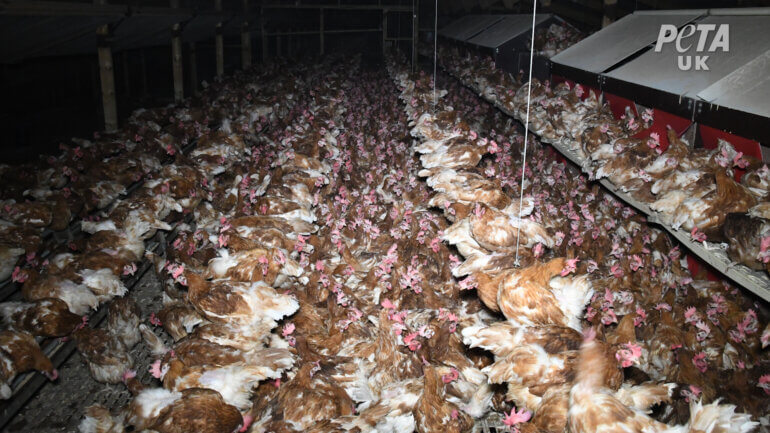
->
{"left": 261, "top": 3, "right": 412, "bottom": 12}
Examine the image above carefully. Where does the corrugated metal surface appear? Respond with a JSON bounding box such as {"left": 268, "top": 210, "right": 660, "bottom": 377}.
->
{"left": 466, "top": 14, "right": 551, "bottom": 48}
{"left": 440, "top": 15, "right": 504, "bottom": 42}
{"left": 551, "top": 10, "right": 704, "bottom": 73}
{"left": 696, "top": 48, "right": 770, "bottom": 117}
{"left": 0, "top": 6, "right": 237, "bottom": 63}
{"left": 606, "top": 15, "right": 770, "bottom": 97}
{"left": 438, "top": 15, "right": 477, "bottom": 39}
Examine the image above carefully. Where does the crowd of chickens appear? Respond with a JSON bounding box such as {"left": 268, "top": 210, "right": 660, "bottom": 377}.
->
{"left": 435, "top": 43, "right": 770, "bottom": 278}
{"left": 0, "top": 60, "right": 294, "bottom": 411}
{"left": 0, "top": 42, "right": 769, "bottom": 433}
{"left": 387, "top": 49, "right": 770, "bottom": 432}
{"left": 531, "top": 23, "right": 584, "bottom": 58}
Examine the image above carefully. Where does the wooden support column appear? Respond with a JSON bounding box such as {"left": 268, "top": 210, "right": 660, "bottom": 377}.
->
{"left": 319, "top": 10, "right": 325, "bottom": 56}
{"left": 172, "top": 30, "right": 183, "bottom": 101}
{"left": 261, "top": 10, "right": 268, "bottom": 63}
{"left": 412, "top": 0, "right": 418, "bottom": 72}
{"left": 96, "top": 24, "right": 118, "bottom": 132}
{"left": 215, "top": 0, "right": 224, "bottom": 77}
{"left": 382, "top": 10, "right": 388, "bottom": 56}
{"left": 171, "top": 0, "right": 183, "bottom": 102}
{"left": 241, "top": 0, "right": 252, "bottom": 69}
{"left": 603, "top": 0, "right": 617, "bottom": 27}
{"left": 189, "top": 42, "right": 198, "bottom": 96}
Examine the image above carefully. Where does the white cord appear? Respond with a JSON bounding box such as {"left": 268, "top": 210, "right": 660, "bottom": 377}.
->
{"left": 432, "top": 0, "right": 438, "bottom": 111}
{"left": 514, "top": 0, "right": 537, "bottom": 267}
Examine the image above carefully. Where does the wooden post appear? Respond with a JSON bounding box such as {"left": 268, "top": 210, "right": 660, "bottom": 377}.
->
{"left": 603, "top": 0, "right": 617, "bottom": 27}
{"left": 171, "top": 0, "right": 183, "bottom": 102}
{"left": 215, "top": 0, "right": 224, "bottom": 77}
{"left": 241, "top": 0, "right": 252, "bottom": 69}
{"left": 382, "top": 10, "right": 388, "bottom": 56}
{"left": 172, "top": 30, "right": 183, "bottom": 101}
{"left": 261, "top": 10, "right": 268, "bottom": 63}
{"left": 97, "top": 24, "right": 118, "bottom": 132}
{"left": 189, "top": 42, "right": 198, "bottom": 96}
{"left": 412, "top": 0, "right": 419, "bottom": 72}
{"left": 319, "top": 10, "right": 324, "bottom": 55}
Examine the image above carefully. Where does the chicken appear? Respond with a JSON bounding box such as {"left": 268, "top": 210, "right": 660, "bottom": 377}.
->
{"left": 0, "top": 245, "right": 24, "bottom": 281}
{"left": 21, "top": 275, "right": 99, "bottom": 316}
{"left": 259, "top": 361, "right": 355, "bottom": 430}
{"left": 78, "top": 404, "right": 125, "bottom": 433}
{"left": 722, "top": 213, "right": 770, "bottom": 271}
{"left": 0, "top": 297, "right": 82, "bottom": 337}
{"left": 0, "top": 330, "right": 58, "bottom": 399}
{"left": 496, "top": 258, "right": 593, "bottom": 331}
{"left": 567, "top": 331, "right": 757, "bottom": 433}
{"left": 156, "top": 301, "right": 206, "bottom": 342}
{"left": 672, "top": 171, "right": 757, "bottom": 237}
{"left": 414, "top": 365, "right": 473, "bottom": 433}
{"left": 157, "top": 347, "right": 293, "bottom": 410}
{"left": 73, "top": 327, "right": 133, "bottom": 384}
{"left": 204, "top": 247, "right": 303, "bottom": 285}
{"left": 184, "top": 271, "right": 299, "bottom": 329}
{"left": 125, "top": 387, "right": 243, "bottom": 433}
{"left": 106, "top": 297, "right": 142, "bottom": 349}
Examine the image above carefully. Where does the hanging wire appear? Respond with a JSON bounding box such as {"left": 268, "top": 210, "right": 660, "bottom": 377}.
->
{"left": 432, "top": 0, "right": 438, "bottom": 111}
{"left": 513, "top": 0, "right": 538, "bottom": 267}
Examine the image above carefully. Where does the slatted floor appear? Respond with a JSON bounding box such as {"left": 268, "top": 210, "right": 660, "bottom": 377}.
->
{"left": 3, "top": 270, "right": 173, "bottom": 433}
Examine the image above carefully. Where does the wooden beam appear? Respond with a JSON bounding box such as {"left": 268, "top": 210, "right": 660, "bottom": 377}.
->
{"left": 261, "top": 3, "right": 411, "bottom": 11}
{"left": 96, "top": 24, "right": 118, "bottom": 132}
{"left": 241, "top": 0, "right": 252, "bottom": 69}
{"left": 171, "top": 0, "right": 183, "bottom": 102}
{"left": 412, "top": 0, "right": 418, "bottom": 72}
{"left": 172, "top": 28, "right": 183, "bottom": 101}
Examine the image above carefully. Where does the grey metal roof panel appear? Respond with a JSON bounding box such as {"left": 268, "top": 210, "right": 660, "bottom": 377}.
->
{"left": 551, "top": 10, "right": 705, "bottom": 73}
{"left": 466, "top": 14, "right": 551, "bottom": 48}
{"left": 452, "top": 15, "right": 505, "bottom": 41}
{"left": 606, "top": 15, "right": 770, "bottom": 98}
{"left": 696, "top": 48, "right": 770, "bottom": 118}
{"left": 439, "top": 16, "right": 477, "bottom": 39}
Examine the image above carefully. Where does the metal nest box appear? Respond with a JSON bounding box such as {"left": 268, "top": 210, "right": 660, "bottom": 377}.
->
{"left": 551, "top": 8, "right": 770, "bottom": 143}
{"left": 439, "top": 13, "right": 565, "bottom": 80}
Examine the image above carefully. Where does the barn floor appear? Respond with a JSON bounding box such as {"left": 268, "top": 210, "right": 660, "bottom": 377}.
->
{"left": 3, "top": 270, "right": 170, "bottom": 433}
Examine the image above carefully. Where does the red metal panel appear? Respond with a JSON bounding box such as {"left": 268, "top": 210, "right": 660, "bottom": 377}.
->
{"left": 631, "top": 108, "right": 692, "bottom": 153}
{"left": 699, "top": 124, "right": 762, "bottom": 181}
{"left": 603, "top": 92, "right": 637, "bottom": 120}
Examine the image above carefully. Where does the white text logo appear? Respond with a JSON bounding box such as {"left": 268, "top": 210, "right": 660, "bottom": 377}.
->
{"left": 655, "top": 24, "right": 729, "bottom": 71}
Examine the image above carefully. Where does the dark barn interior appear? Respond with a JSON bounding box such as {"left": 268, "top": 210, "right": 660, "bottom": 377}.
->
{"left": 1, "top": 1, "right": 770, "bottom": 432}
